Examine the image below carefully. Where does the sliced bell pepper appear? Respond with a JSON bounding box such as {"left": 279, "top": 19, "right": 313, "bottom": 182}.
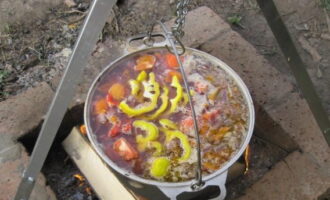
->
{"left": 182, "top": 92, "right": 188, "bottom": 106}
{"left": 144, "top": 87, "right": 169, "bottom": 120}
{"left": 134, "top": 120, "right": 159, "bottom": 148}
{"left": 113, "top": 138, "right": 139, "bottom": 161}
{"left": 119, "top": 72, "right": 160, "bottom": 117}
{"left": 136, "top": 70, "right": 147, "bottom": 82}
{"left": 129, "top": 79, "right": 140, "bottom": 96}
{"left": 163, "top": 129, "right": 191, "bottom": 162}
{"left": 150, "top": 157, "right": 170, "bottom": 178}
{"left": 159, "top": 119, "right": 178, "bottom": 130}
{"left": 148, "top": 141, "right": 163, "bottom": 156}
{"left": 168, "top": 75, "right": 183, "bottom": 113}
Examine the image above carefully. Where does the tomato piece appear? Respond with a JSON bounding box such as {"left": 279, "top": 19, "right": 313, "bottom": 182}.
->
{"left": 134, "top": 55, "right": 156, "bottom": 71}
{"left": 113, "top": 138, "right": 139, "bottom": 161}
{"left": 108, "top": 123, "right": 121, "bottom": 137}
{"left": 94, "top": 99, "right": 108, "bottom": 114}
{"left": 108, "top": 83, "right": 125, "bottom": 101}
{"left": 106, "top": 93, "right": 119, "bottom": 106}
{"left": 121, "top": 122, "right": 132, "bottom": 133}
{"left": 134, "top": 62, "right": 154, "bottom": 71}
{"left": 165, "top": 53, "right": 179, "bottom": 68}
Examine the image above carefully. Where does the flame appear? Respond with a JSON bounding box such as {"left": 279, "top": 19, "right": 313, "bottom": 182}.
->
{"left": 244, "top": 144, "right": 250, "bottom": 175}
{"left": 85, "top": 187, "right": 92, "bottom": 195}
{"left": 79, "top": 125, "right": 87, "bottom": 136}
{"left": 73, "top": 173, "right": 85, "bottom": 187}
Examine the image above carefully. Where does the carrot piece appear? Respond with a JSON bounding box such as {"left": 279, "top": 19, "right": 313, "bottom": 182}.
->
{"left": 113, "top": 138, "right": 139, "bottom": 161}
{"left": 165, "top": 53, "right": 179, "bottom": 68}
{"left": 165, "top": 70, "right": 182, "bottom": 83}
{"left": 134, "top": 62, "right": 154, "bottom": 71}
{"left": 94, "top": 99, "right": 108, "bottom": 114}
{"left": 108, "top": 83, "right": 125, "bottom": 101}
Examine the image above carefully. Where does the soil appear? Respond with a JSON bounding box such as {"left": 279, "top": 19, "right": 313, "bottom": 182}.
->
{"left": 2, "top": 0, "right": 329, "bottom": 199}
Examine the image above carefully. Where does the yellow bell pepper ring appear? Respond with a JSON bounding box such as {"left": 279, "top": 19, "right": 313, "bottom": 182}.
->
{"left": 149, "top": 141, "right": 163, "bottom": 156}
{"left": 164, "top": 130, "right": 191, "bottom": 162}
{"left": 150, "top": 157, "right": 170, "bottom": 178}
{"left": 144, "top": 86, "right": 169, "bottom": 120}
{"left": 136, "top": 70, "right": 147, "bottom": 82}
{"left": 129, "top": 79, "right": 140, "bottom": 96}
{"left": 119, "top": 72, "right": 160, "bottom": 117}
{"left": 134, "top": 120, "right": 159, "bottom": 143}
{"left": 159, "top": 119, "right": 178, "bottom": 130}
{"left": 169, "top": 75, "right": 183, "bottom": 113}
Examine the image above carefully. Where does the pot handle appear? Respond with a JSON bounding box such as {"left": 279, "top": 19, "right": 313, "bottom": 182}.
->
{"left": 158, "top": 171, "right": 228, "bottom": 200}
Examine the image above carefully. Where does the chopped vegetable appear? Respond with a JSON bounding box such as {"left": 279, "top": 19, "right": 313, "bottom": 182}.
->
{"left": 148, "top": 141, "right": 163, "bottom": 156}
{"left": 106, "top": 94, "right": 119, "bottom": 106}
{"left": 113, "top": 138, "right": 138, "bottom": 161}
{"left": 208, "top": 87, "right": 221, "bottom": 101}
{"left": 165, "top": 70, "right": 182, "bottom": 83}
{"left": 144, "top": 87, "right": 169, "bottom": 120}
{"left": 129, "top": 80, "right": 140, "bottom": 96}
{"left": 202, "top": 109, "right": 220, "bottom": 121}
{"left": 119, "top": 72, "right": 160, "bottom": 117}
{"left": 150, "top": 157, "right": 170, "bottom": 178}
{"left": 136, "top": 70, "right": 147, "bottom": 82}
{"left": 182, "top": 92, "right": 188, "bottom": 106}
{"left": 121, "top": 122, "right": 132, "bottom": 134}
{"left": 168, "top": 76, "right": 183, "bottom": 113}
{"left": 159, "top": 119, "right": 178, "bottom": 130}
{"left": 94, "top": 99, "right": 108, "bottom": 114}
{"left": 163, "top": 129, "right": 191, "bottom": 162}
{"left": 134, "top": 55, "right": 156, "bottom": 71}
{"left": 108, "top": 83, "right": 125, "bottom": 101}
{"left": 134, "top": 120, "right": 159, "bottom": 151}
{"left": 165, "top": 53, "right": 179, "bottom": 68}
{"left": 108, "top": 123, "right": 121, "bottom": 137}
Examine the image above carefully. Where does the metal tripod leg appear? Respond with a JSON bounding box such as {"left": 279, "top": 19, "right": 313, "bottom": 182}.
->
{"left": 14, "top": 0, "right": 117, "bottom": 199}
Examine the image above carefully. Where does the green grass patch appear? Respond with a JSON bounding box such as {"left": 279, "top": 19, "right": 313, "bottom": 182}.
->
{"left": 320, "top": 0, "right": 330, "bottom": 10}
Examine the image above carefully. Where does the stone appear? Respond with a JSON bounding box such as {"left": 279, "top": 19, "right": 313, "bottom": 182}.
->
{"left": 267, "top": 92, "right": 330, "bottom": 168}
{"left": 154, "top": 6, "right": 231, "bottom": 48}
{"left": 0, "top": 0, "right": 61, "bottom": 31}
{"left": 238, "top": 151, "right": 330, "bottom": 200}
{"left": 0, "top": 82, "right": 54, "bottom": 139}
{"left": 0, "top": 143, "right": 56, "bottom": 200}
{"left": 200, "top": 31, "right": 294, "bottom": 109}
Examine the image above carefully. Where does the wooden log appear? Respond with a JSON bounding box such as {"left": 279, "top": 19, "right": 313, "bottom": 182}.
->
{"left": 62, "top": 127, "right": 137, "bottom": 200}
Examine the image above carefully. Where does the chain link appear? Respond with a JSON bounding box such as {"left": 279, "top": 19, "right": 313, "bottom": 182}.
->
{"left": 172, "top": 0, "right": 191, "bottom": 38}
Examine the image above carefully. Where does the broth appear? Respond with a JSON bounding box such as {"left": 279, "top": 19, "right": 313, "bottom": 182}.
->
{"left": 87, "top": 48, "right": 248, "bottom": 182}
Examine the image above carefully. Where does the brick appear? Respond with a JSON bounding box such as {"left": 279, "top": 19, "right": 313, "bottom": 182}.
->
{"left": 267, "top": 92, "right": 330, "bottom": 168}
{"left": 238, "top": 151, "right": 330, "bottom": 200}
{"left": 0, "top": 82, "right": 54, "bottom": 139}
{"left": 200, "top": 31, "right": 294, "bottom": 108}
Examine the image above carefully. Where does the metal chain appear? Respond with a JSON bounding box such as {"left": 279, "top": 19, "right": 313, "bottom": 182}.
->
{"left": 172, "top": 0, "right": 191, "bottom": 38}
